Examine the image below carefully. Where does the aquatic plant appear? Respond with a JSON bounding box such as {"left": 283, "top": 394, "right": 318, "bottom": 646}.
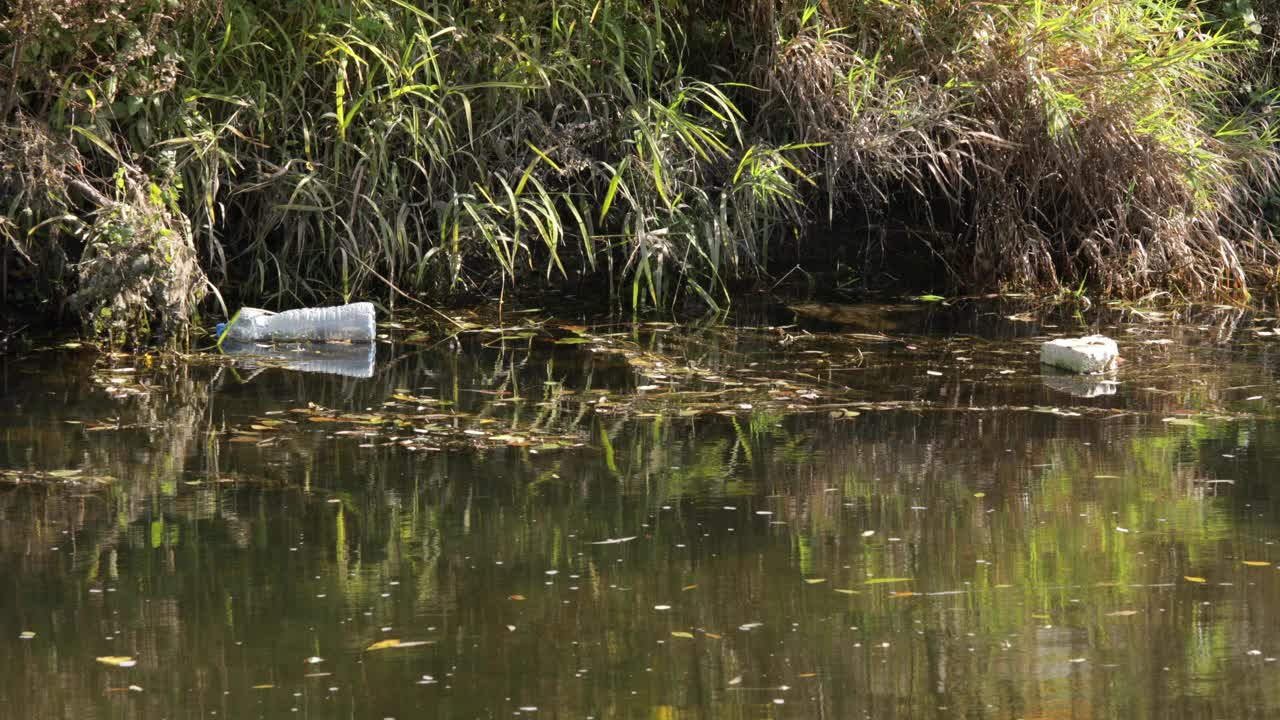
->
{"left": 1, "top": 0, "right": 1277, "bottom": 343}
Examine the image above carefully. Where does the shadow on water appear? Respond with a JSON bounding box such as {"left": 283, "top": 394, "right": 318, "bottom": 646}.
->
{"left": 5, "top": 300, "right": 1280, "bottom": 718}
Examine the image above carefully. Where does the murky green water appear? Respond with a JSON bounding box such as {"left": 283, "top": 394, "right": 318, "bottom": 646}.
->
{"left": 6, "top": 301, "right": 1280, "bottom": 719}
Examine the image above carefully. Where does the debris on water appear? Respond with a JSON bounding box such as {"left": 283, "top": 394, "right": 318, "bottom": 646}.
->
{"left": 588, "top": 536, "right": 638, "bottom": 545}
{"left": 1040, "top": 336, "right": 1120, "bottom": 373}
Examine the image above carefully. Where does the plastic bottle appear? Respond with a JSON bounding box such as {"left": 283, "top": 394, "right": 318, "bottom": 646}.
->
{"left": 217, "top": 302, "right": 376, "bottom": 344}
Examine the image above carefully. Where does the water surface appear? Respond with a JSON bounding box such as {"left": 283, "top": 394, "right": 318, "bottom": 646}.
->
{"left": 4, "top": 301, "right": 1280, "bottom": 719}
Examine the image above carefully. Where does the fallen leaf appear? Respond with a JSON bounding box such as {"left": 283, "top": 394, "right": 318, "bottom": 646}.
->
{"left": 1243, "top": 561, "right": 1271, "bottom": 567}
{"left": 509, "top": 595, "right": 526, "bottom": 601}
{"left": 671, "top": 631, "right": 695, "bottom": 639}
{"left": 864, "top": 577, "right": 911, "bottom": 585}
{"left": 681, "top": 584, "right": 698, "bottom": 592}
{"left": 1107, "top": 610, "right": 1140, "bottom": 617}
{"left": 366, "top": 639, "right": 432, "bottom": 651}
{"left": 834, "top": 589, "right": 860, "bottom": 595}
{"left": 1185, "top": 576, "right": 1207, "bottom": 584}
{"left": 96, "top": 656, "right": 137, "bottom": 668}
{"left": 804, "top": 578, "right": 827, "bottom": 585}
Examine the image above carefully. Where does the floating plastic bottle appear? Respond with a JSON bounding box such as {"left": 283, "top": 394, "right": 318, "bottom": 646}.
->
{"left": 216, "top": 302, "right": 376, "bottom": 344}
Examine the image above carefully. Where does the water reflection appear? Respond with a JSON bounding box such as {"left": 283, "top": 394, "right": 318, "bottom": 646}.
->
{"left": 3, "top": 302, "right": 1280, "bottom": 718}
{"left": 220, "top": 340, "right": 377, "bottom": 379}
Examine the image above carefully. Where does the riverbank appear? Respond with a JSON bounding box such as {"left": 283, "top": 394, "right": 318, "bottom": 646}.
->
{"left": 3, "top": 0, "right": 1279, "bottom": 346}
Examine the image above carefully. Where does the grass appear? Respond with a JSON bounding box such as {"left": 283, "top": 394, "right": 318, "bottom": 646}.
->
{"left": 1, "top": 0, "right": 1279, "bottom": 344}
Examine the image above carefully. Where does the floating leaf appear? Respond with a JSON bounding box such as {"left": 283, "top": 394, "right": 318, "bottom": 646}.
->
{"left": 366, "top": 639, "right": 432, "bottom": 651}
{"left": 834, "top": 589, "right": 860, "bottom": 595}
{"left": 728, "top": 675, "right": 743, "bottom": 686}
{"left": 671, "top": 631, "right": 695, "bottom": 639}
{"left": 96, "top": 656, "right": 137, "bottom": 668}
{"left": 1107, "top": 610, "right": 1140, "bottom": 617}
{"left": 804, "top": 578, "right": 827, "bottom": 585}
{"left": 509, "top": 594, "right": 526, "bottom": 601}
{"left": 681, "top": 584, "right": 698, "bottom": 592}
{"left": 864, "top": 578, "right": 911, "bottom": 585}
{"left": 1163, "top": 417, "right": 1202, "bottom": 427}
{"left": 252, "top": 684, "right": 274, "bottom": 689}
{"left": 18, "top": 631, "right": 35, "bottom": 639}
{"left": 1185, "top": 576, "right": 1207, "bottom": 584}
{"left": 1243, "top": 561, "right": 1271, "bottom": 567}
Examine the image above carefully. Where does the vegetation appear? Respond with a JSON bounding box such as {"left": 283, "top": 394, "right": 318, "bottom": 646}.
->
{"left": 2, "top": 0, "right": 1280, "bottom": 343}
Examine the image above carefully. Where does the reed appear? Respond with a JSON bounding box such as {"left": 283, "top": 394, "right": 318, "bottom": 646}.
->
{"left": 2, "top": 0, "right": 1277, "bottom": 341}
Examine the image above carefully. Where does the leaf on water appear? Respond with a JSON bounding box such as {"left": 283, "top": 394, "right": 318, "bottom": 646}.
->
{"left": 366, "top": 639, "right": 403, "bottom": 651}
{"left": 48, "top": 469, "right": 82, "bottom": 478}
{"left": 554, "top": 337, "right": 591, "bottom": 345}
{"left": 588, "top": 536, "right": 638, "bottom": 545}
{"left": 798, "top": 672, "right": 818, "bottom": 678}
{"left": 252, "top": 684, "right": 274, "bottom": 689}
{"left": 1243, "top": 561, "right": 1271, "bottom": 567}
{"left": 889, "top": 591, "right": 918, "bottom": 598}
{"left": 926, "top": 370, "right": 943, "bottom": 377}
{"left": 834, "top": 589, "right": 860, "bottom": 595}
{"left": 96, "top": 656, "right": 137, "bottom": 668}
{"left": 1163, "top": 417, "right": 1202, "bottom": 427}
{"left": 728, "top": 675, "right": 743, "bottom": 686}
{"left": 229, "top": 436, "right": 261, "bottom": 443}
{"left": 704, "top": 632, "right": 722, "bottom": 640}
{"left": 1107, "top": 610, "right": 1140, "bottom": 617}
{"left": 804, "top": 578, "right": 827, "bottom": 585}
{"left": 671, "top": 631, "right": 695, "bottom": 639}
{"left": 1185, "top": 576, "right": 1207, "bottom": 584}
{"left": 249, "top": 425, "right": 275, "bottom": 431}
{"left": 861, "top": 530, "right": 875, "bottom": 538}
{"left": 682, "top": 584, "right": 698, "bottom": 592}
{"left": 864, "top": 578, "right": 911, "bottom": 585}
{"left": 19, "top": 631, "right": 35, "bottom": 639}
{"left": 973, "top": 492, "right": 986, "bottom": 498}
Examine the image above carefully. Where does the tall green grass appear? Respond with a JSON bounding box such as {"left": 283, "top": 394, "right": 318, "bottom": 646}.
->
{"left": 2, "top": 0, "right": 1278, "bottom": 335}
